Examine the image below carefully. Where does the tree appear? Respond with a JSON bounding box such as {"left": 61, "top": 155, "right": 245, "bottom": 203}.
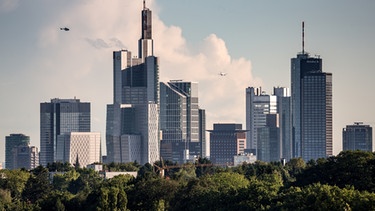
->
{"left": 22, "top": 166, "right": 52, "bottom": 203}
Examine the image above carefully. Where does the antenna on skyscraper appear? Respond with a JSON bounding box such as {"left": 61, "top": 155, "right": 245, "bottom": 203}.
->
{"left": 302, "top": 21, "right": 305, "bottom": 54}
{"left": 143, "top": 0, "right": 146, "bottom": 9}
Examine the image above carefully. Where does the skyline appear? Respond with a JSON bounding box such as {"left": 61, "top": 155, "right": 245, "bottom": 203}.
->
{"left": 1, "top": 0, "right": 375, "bottom": 161}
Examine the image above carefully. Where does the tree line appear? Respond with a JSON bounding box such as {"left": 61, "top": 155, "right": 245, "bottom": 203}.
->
{"left": 1, "top": 150, "right": 375, "bottom": 210}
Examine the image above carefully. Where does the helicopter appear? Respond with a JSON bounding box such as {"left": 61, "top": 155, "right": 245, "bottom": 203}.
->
{"left": 60, "top": 27, "right": 70, "bottom": 31}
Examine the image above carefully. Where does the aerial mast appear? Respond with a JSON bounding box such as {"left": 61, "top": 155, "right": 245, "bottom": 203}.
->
{"left": 302, "top": 21, "right": 305, "bottom": 54}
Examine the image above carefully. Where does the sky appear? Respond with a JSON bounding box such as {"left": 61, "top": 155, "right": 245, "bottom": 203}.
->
{"left": 1, "top": 0, "right": 374, "bottom": 162}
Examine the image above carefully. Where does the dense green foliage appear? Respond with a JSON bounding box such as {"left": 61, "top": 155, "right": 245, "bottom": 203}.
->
{"left": 1, "top": 151, "right": 375, "bottom": 210}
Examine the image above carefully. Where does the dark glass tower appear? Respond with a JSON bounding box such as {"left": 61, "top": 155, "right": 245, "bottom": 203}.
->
{"left": 291, "top": 22, "right": 332, "bottom": 161}
{"left": 5, "top": 134, "right": 30, "bottom": 169}
{"left": 40, "top": 98, "right": 90, "bottom": 166}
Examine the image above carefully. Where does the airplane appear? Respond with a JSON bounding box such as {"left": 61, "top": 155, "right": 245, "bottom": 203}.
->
{"left": 60, "top": 27, "right": 70, "bottom": 31}
{"left": 218, "top": 72, "right": 227, "bottom": 76}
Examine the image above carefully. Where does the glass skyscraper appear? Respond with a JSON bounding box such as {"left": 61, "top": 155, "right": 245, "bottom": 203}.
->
{"left": 246, "top": 87, "right": 277, "bottom": 155}
{"left": 40, "top": 98, "right": 90, "bottom": 166}
{"left": 106, "top": 2, "right": 159, "bottom": 164}
{"left": 159, "top": 81, "right": 205, "bottom": 164}
{"left": 291, "top": 53, "right": 332, "bottom": 161}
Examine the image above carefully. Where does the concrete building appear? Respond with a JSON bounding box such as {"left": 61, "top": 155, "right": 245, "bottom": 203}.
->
{"left": 40, "top": 98, "right": 90, "bottom": 166}
{"left": 56, "top": 132, "right": 101, "bottom": 167}
{"left": 106, "top": 2, "right": 159, "bottom": 164}
{"left": 5, "top": 134, "right": 30, "bottom": 169}
{"left": 343, "top": 122, "right": 373, "bottom": 152}
{"left": 208, "top": 124, "right": 247, "bottom": 166}
{"left": 291, "top": 22, "right": 332, "bottom": 161}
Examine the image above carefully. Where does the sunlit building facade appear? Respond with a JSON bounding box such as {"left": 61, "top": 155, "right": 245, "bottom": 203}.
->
{"left": 106, "top": 2, "right": 159, "bottom": 164}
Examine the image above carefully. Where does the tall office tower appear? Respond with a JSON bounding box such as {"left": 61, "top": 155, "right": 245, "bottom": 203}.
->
{"left": 56, "top": 132, "right": 101, "bottom": 167}
{"left": 40, "top": 98, "right": 90, "bottom": 166}
{"left": 343, "top": 122, "right": 373, "bottom": 152}
{"left": 106, "top": 2, "right": 159, "bottom": 164}
{"left": 273, "top": 87, "right": 293, "bottom": 161}
{"left": 208, "top": 124, "right": 246, "bottom": 166}
{"left": 246, "top": 87, "right": 277, "bottom": 155}
{"left": 159, "top": 81, "right": 202, "bottom": 163}
{"left": 5, "top": 134, "right": 30, "bottom": 169}
{"left": 199, "top": 109, "right": 207, "bottom": 158}
{"left": 257, "top": 114, "right": 280, "bottom": 162}
{"left": 12, "top": 145, "right": 39, "bottom": 170}
{"left": 291, "top": 22, "right": 332, "bottom": 161}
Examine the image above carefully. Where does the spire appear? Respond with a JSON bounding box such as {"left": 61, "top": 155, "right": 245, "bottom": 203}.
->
{"left": 143, "top": 0, "right": 146, "bottom": 10}
{"left": 302, "top": 21, "right": 305, "bottom": 54}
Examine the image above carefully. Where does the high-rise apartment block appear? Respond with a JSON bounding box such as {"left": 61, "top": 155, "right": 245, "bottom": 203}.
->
{"left": 208, "top": 124, "right": 246, "bottom": 166}
{"left": 40, "top": 98, "right": 90, "bottom": 166}
{"left": 56, "top": 132, "right": 101, "bottom": 167}
{"left": 106, "top": 2, "right": 159, "bottom": 164}
{"left": 159, "top": 81, "right": 205, "bottom": 164}
{"left": 343, "top": 122, "right": 373, "bottom": 152}
{"left": 5, "top": 134, "right": 30, "bottom": 169}
{"left": 291, "top": 23, "right": 332, "bottom": 161}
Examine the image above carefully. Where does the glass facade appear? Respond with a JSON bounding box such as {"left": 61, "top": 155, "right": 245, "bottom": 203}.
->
{"left": 5, "top": 134, "right": 30, "bottom": 169}
{"left": 106, "top": 3, "right": 160, "bottom": 165}
{"left": 40, "top": 98, "right": 90, "bottom": 166}
{"left": 160, "top": 81, "right": 203, "bottom": 164}
{"left": 291, "top": 53, "right": 332, "bottom": 161}
{"left": 343, "top": 123, "right": 372, "bottom": 151}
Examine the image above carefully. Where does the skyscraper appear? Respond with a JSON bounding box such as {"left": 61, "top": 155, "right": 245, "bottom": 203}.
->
{"left": 5, "top": 133, "right": 30, "bottom": 169}
{"left": 245, "top": 87, "right": 277, "bottom": 155}
{"left": 274, "top": 87, "right": 293, "bottom": 161}
{"left": 159, "top": 81, "right": 204, "bottom": 163}
{"left": 106, "top": 1, "right": 159, "bottom": 164}
{"left": 40, "top": 98, "right": 90, "bottom": 166}
{"left": 291, "top": 22, "right": 333, "bottom": 161}
{"left": 343, "top": 122, "right": 372, "bottom": 152}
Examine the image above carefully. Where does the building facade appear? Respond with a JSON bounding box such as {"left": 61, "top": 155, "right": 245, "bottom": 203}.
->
{"left": 40, "top": 98, "right": 90, "bottom": 166}
{"left": 343, "top": 122, "right": 373, "bottom": 152}
{"left": 56, "top": 132, "right": 101, "bottom": 167}
{"left": 273, "top": 87, "right": 293, "bottom": 161}
{"left": 106, "top": 2, "right": 159, "bottom": 164}
{"left": 208, "top": 124, "right": 246, "bottom": 166}
{"left": 5, "top": 134, "right": 30, "bottom": 169}
{"left": 159, "top": 81, "right": 205, "bottom": 164}
{"left": 246, "top": 87, "right": 277, "bottom": 155}
{"left": 12, "top": 145, "right": 39, "bottom": 170}
{"left": 291, "top": 52, "right": 332, "bottom": 161}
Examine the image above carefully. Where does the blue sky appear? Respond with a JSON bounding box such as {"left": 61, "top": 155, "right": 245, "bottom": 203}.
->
{"left": 0, "top": 0, "right": 374, "bottom": 162}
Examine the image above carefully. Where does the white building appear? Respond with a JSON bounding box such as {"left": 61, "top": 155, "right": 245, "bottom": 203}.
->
{"left": 56, "top": 132, "right": 101, "bottom": 167}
